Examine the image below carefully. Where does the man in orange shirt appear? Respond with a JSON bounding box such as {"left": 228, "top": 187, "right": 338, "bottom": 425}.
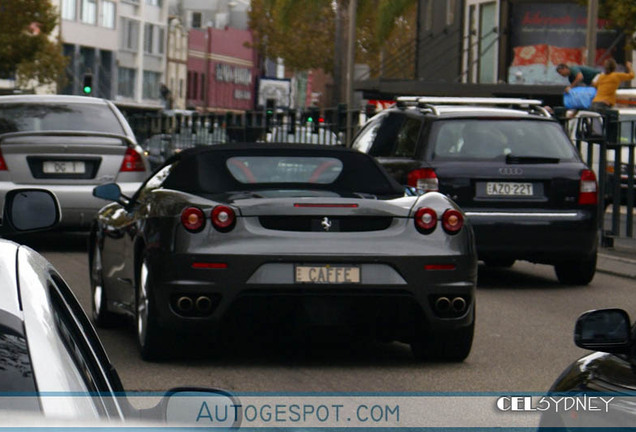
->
{"left": 591, "top": 59, "right": 634, "bottom": 110}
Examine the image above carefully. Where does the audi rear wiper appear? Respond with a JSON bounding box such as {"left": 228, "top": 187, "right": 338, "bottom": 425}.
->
{"left": 505, "top": 154, "right": 560, "bottom": 164}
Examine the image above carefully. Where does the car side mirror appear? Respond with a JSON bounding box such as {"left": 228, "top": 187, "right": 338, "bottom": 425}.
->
{"left": 140, "top": 387, "right": 240, "bottom": 428}
{"left": 93, "top": 183, "right": 128, "bottom": 206}
{"left": 574, "top": 308, "right": 632, "bottom": 354}
{"left": 1, "top": 189, "right": 60, "bottom": 233}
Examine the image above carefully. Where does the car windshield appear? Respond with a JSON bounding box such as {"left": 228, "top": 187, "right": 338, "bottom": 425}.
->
{"left": 0, "top": 102, "right": 125, "bottom": 135}
{"left": 162, "top": 146, "right": 403, "bottom": 198}
{"left": 430, "top": 119, "right": 579, "bottom": 161}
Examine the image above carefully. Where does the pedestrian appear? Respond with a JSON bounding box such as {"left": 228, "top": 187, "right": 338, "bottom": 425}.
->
{"left": 555, "top": 63, "right": 600, "bottom": 93}
{"left": 590, "top": 59, "right": 634, "bottom": 110}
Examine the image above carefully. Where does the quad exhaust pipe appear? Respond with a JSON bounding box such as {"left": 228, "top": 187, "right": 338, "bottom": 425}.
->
{"left": 175, "top": 295, "right": 215, "bottom": 315}
{"left": 433, "top": 296, "right": 467, "bottom": 315}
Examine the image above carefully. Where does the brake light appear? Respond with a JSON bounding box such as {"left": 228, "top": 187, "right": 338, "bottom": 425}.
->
{"left": 579, "top": 169, "right": 598, "bottom": 205}
{"left": 211, "top": 205, "right": 236, "bottom": 231}
{"left": 181, "top": 207, "right": 205, "bottom": 232}
{"left": 442, "top": 209, "right": 463, "bottom": 234}
{"left": 0, "top": 149, "right": 7, "bottom": 171}
{"left": 407, "top": 168, "right": 438, "bottom": 192}
{"left": 414, "top": 207, "right": 437, "bottom": 233}
{"left": 120, "top": 147, "right": 145, "bottom": 172}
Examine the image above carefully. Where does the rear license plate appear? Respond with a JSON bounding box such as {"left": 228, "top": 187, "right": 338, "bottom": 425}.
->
{"left": 43, "top": 161, "right": 86, "bottom": 174}
{"left": 486, "top": 182, "right": 533, "bottom": 196}
{"left": 295, "top": 265, "right": 360, "bottom": 284}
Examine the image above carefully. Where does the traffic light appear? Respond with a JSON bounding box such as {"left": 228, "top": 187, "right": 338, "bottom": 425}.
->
{"left": 82, "top": 73, "right": 93, "bottom": 95}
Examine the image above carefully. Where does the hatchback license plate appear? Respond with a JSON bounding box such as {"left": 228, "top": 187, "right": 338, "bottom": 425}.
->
{"left": 43, "top": 161, "right": 86, "bottom": 174}
{"left": 486, "top": 182, "right": 533, "bottom": 196}
{"left": 295, "top": 265, "right": 360, "bottom": 284}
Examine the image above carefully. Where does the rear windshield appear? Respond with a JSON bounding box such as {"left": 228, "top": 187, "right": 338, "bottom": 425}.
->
{"left": 162, "top": 147, "right": 403, "bottom": 198}
{"left": 0, "top": 102, "right": 125, "bottom": 135}
{"left": 430, "top": 119, "right": 579, "bottom": 161}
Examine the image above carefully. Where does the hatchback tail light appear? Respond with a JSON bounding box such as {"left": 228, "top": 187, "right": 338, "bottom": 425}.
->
{"left": 120, "top": 147, "right": 146, "bottom": 172}
{"left": 414, "top": 207, "right": 437, "bottom": 233}
{"left": 578, "top": 169, "right": 598, "bottom": 205}
{"left": 442, "top": 209, "right": 464, "bottom": 234}
{"left": 407, "top": 168, "right": 438, "bottom": 192}
{"left": 211, "top": 205, "right": 236, "bottom": 231}
{"left": 181, "top": 207, "right": 205, "bottom": 232}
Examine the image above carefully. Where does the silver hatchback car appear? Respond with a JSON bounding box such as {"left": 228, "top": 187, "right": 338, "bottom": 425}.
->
{"left": 0, "top": 95, "right": 150, "bottom": 229}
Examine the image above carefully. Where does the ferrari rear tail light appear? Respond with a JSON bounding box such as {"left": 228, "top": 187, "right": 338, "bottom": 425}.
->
{"left": 181, "top": 207, "right": 205, "bottom": 232}
{"left": 442, "top": 209, "right": 463, "bottom": 234}
{"left": 120, "top": 147, "right": 146, "bottom": 172}
{"left": 0, "top": 149, "right": 7, "bottom": 171}
{"left": 211, "top": 205, "right": 236, "bottom": 231}
{"left": 414, "top": 207, "right": 437, "bottom": 233}
{"left": 578, "top": 169, "right": 598, "bottom": 205}
{"left": 407, "top": 168, "right": 438, "bottom": 192}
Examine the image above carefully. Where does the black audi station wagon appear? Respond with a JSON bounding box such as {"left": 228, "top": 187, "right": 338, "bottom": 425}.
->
{"left": 353, "top": 97, "right": 599, "bottom": 285}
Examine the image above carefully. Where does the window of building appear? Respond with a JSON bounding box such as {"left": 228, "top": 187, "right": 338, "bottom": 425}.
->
{"left": 146, "top": 0, "right": 161, "bottom": 5}
{"left": 101, "top": 0, "right": 115, "bottom": 29}
{"left": 121, "top": 18, "right": 139, "bottom": 50}
{"left": 144, "top": 23, "right": 154, "bottom": 53}
{"left": 118, "top": 67, "right": 136, "bottom": 98}
{"left": 157, "top": 28, "right": 165, "bottom": 54}
{"left": 62, "top": 0, "right": 76, "bottom": 21}
{"left": 191, "top": 12, "right": 202, "bottom": 29}
{"left": 179, "top": 78, "right": 184, "bottom": 98}
{"left": 424, "top": 0, "right": 433, "bottom": 32}
{"left": 446, "top": 0, "right": 456, "bottom": 27}
{"left": 200, "top": 73, "right": 205, "bottom": 100}
{"left": 143, "top": 71, "right": 161, "bottom": 99}
{"left": 81, "top": 0, "right": 97, "bottom": 25}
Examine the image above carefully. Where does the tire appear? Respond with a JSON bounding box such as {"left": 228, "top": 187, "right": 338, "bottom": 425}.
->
{"left": 484, "top": 258, "right": 515, "bottom": 268}
{"left": 89, "top": 237, "right": 121, "bottom": 328}
{"left": 410, "top": 321, "right": 474, "bottom": 362}
{"left": 136, "top": 252, "right": 166, "bottom": 361}
{"left": 554, "top": 253, "right": 597, "bottom": 286}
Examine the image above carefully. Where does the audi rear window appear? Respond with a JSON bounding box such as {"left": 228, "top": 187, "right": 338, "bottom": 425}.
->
{"left": 431, "top": 119, "right": 579, "bottom": 161}
{"left": 0, "top": 102, "right": 125, "bottom": 135}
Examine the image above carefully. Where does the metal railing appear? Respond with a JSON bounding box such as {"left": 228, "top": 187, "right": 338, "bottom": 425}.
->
{"left": 557, "top": 108, "right": 635, "bottom": 245}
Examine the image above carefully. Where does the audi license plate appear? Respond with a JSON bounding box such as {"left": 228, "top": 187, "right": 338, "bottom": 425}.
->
{"left": 295, "top": 265, "right": 360, "bottom": 284}
{"left": 43, "top": 161, "right": 86, "bottom": 174}
{"left": 486, "top": 182, "right": 533, "bottom": 196}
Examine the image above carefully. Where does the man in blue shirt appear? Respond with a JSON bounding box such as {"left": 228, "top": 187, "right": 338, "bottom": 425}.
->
{"left": 556, "top": 64, "right": 600, "bottom": 93}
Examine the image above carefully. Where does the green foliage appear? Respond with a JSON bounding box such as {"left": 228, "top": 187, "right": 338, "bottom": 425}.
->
{"left": 248, "top": 0, "right": 417, "bottom": 74}
{"left": 0, "top": 0, "right": 67, "bottom": 88}
{"left": 597, "top": 0, "right": 636, "bottom": 49}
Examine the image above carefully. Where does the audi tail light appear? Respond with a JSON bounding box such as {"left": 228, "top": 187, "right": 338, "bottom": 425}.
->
{"left": 578, "top": 169, "right": 598, "bottom": 205}
{"left": 407, "top": 168, "right": 438, "bottom": 192}
{"left": 442, "top": 209, "right": 463, "bottom": 234}
{"left": 120, "top": 147, "right": 146, "bottom": 172}
{"left": 211, "top": 205, "right": 236, "bottom": 231}
{"left": 181, "top": 207, "right": 205, "bottom": 232}
{"left": 414, "top": 207, "right": 437, "bottom": 233}
{"left": 0, "top": 149, "right": 7, "bottom": 171}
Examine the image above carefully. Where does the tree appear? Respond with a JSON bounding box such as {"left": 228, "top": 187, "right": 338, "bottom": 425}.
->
{"left": 248, "top": 0, "right": 417, "bottom": 75}
{"left": 0, "top": 0, "right": 67, "bottom": 88}
{"left": 597, "top": 0, "right": 636, "bottom": 52}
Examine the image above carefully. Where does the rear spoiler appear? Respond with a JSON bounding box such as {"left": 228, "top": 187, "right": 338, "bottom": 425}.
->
{"left": 0, "top": 131, "right": 137, "bottom": 147}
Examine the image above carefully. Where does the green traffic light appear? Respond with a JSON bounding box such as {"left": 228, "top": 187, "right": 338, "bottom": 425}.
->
{"left": 83, "top": 86, "right": 92, "bottom": 94}
{"left": 307, "top": 117, "right": 313, "bottom": 122}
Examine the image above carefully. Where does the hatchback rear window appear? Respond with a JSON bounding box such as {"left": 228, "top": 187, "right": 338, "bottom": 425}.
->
{"left": 0, "top": 102, "right": 125, "bottom": 135}
{"left": 430, "top": 119, "right": 579, "bottom": 161}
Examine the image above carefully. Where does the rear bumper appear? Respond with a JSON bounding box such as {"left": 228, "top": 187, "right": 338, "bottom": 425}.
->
{"left": 144, "top": 251, "right": 477, "bottom": 339}
{"left": 466, "top": 209, "right": 598, "bottom": 263}
{"left": 0, "top": 181, "right": 141, "bottom": 229}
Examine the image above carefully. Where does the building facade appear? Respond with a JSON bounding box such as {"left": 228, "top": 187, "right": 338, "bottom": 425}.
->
{"left": 165, "top": 16, "right": 188, "bottom": 109}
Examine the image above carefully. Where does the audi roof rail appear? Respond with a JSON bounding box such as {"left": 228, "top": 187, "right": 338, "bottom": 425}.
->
{"left": 395, "top": 96, "right": 550, "bottom": 117}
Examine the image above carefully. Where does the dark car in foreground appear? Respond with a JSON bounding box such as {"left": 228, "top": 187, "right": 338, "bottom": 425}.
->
{"left": 0, "top": 95, "right": 150, "bottom": 229}
{"left": 0, "top": 189, "right": 236, "bottom": 426}
{"left": 541, "top": 308, "right": 636, "bottom": 429}
{"left": 90, "top": 143, "right": 477, "bottom": 362}
{"left": 353, "top": 97, "right": 599, "bottom": 285}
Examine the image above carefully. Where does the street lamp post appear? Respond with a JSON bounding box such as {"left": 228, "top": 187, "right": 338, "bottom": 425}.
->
{"left": 345, "top": 0, "right": 357, "bottom": 147}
